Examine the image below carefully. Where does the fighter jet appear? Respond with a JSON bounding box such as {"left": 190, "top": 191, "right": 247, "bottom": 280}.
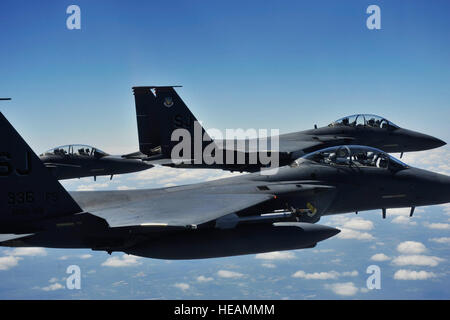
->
{"left": 39, "top": 145, "right": 153, "bottom": 180}
{"left": 1, "top": 112, "right": 449, "bottom": 259}
{"left": 132, "top": 86, "right": 446, "bottom": 172}
{"left": 1, "top": 96, "right": 152, "bottom": 181}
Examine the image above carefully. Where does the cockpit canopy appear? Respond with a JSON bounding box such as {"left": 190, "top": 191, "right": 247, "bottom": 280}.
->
{"left": 298, "top": 145, "right": 408, "bottom": 170}
{"left": 329, "top": 114, "right": 399, "bottom": 130}
{"left": 41, "top": 145, "right": 109, "bottom": 158}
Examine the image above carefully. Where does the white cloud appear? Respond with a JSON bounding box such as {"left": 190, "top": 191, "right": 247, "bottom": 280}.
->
{"left": 132, "top": 166, "right": 241, "bottom": 186}
{"left": 325, "top": 282, "right": 359, "bottom": 296}
{"left": 112, "top": 280, "right": 128, "bottom": 287}
{"left": 196, "top": 275, "right": 214, "bottom": 283}
{"left": 292, "top": 270, "right": 358, "bottom": 280}
{"left": 392, "top": 255, "right": 444, "bottom": 267}
{"left": 134, "top": 272, "right": 146, "bottom": 278}
{"left": 6, "top": 247, "right": 47, "bottom": 257}
{"left": 331, "top": 258, "right": 341, "bottom": 264}
{"left": 217, "top": 270, "right": 244, "bottom": 279}
{"left": 174, "top": 283, "right": 190, "bottom": 291}
{"left": 425, "top": 223, "right": 450, "bottom": 230}
{"left": 261, "top": 263, "right": 276, "bottom": 269}
{"left": 312, "top": 249, "right": 335, "bottom": 253}
{"left": 337, "top": 228, "right": 374, "bottom": 241}
{"left": 397, "top": 241, "right": 426, "bottom": 254}
{"left": 370, "top": 253, "right": 390, "bottom": 262}
{"left": 292, "top": 270, "right": 339, "bottom": 280}
{"left": 429, "top": 237, "right": 450, "bottom": 244}
{"left": 101, "top": 254, "right": 142, "bottom": 267}
{"left": 341, "top": 271, "right": 359, "bottom": 277}
{"left": 0, "top": 256, "right": 21, "bottom": 271}
{"left": 329, "top": 216, "right": 374, "bottom": 231}
{"left": 76, "top": 182, "right": 109, "bottom": 191}
{"left": 341, "top": 218, "right": 374, "bottom": 231}
{"left": 440, "top": 204, "right": 450, "bottom": 215}
{"left": 41, "top": 283, "right": 64, "bottom": 291}
{"left": 393, "top": 270, "right": 437, "bottom": 280}
{"left": 392, "top": 216, "right": 417, "bottom": 226}
{"left": 388, "top": 207, "right": 423, "bottom": 216}
{"left": 254, "top": 251, "right": 295, "bottom": 260}
{"left": 401, "top": 147, "right": 450, "bottom": 175}
{"left": 58, "top": 254, "right": 92, "bottom": 260}
{"left": 328, "top": 215, "right": 375, "bottom": 240}
{"left": 116, "top": 186, "right": 136, "bottom": 190}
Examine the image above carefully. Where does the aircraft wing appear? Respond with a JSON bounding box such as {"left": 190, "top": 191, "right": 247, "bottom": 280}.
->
{"left": 74, "top": 189, "right": 275, "bottom": 228}
{"left": 72, "top": 179, "right": 337, "bottom": 229}
{"left": 0, "top": 233, "right": 34, "bottom": 243}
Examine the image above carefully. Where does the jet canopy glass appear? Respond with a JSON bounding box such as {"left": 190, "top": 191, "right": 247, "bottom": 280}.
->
{"left": 299, "top": 145, "right": 408, "bottom": 170}
{"left": 329, "top": 114, "right": 399, "bottom": 129}
{"left": 41, "top": 145, "right": 109, "bottom": 157}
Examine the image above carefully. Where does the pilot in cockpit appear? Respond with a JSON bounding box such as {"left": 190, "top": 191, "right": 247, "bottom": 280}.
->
{"left": 310, "top": 152, "right": 326, "bottom": 163}
{"left": 354, "top": 152, "right": 368, "bottom": 165}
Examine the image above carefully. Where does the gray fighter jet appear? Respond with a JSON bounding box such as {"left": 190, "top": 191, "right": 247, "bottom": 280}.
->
{"left": 1, "top": 112, "right": 449, "bottom": 259}
{"left": 2, "top": 96, "right": 152, "bottom": 181}
{"left": 39, "top": 145, "right": 153, "bottom": 180}
{"left": 133, "top": 86, "right": 446, "bottom": 172}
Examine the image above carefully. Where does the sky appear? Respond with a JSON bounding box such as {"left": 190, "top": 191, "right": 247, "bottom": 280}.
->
{"left": 0, "top": 0, "right": 449, "bottom": 299}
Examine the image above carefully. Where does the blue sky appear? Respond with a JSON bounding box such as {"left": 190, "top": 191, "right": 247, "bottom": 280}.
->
{"left": 1, "top": 0, "right": 450, "bottom": 154}
{"left": 0, "top": 0, "right": 449, "bottom": 299}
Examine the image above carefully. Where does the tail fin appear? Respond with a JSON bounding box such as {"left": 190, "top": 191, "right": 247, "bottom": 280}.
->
{"left": 132, "top": 86, "right": 213, "bottom": 159}
{"left": 132, "top": 87, "right": 162, "bottom": 156}
{"left": 0, "top": 112, "right": 81, "bottom": 231}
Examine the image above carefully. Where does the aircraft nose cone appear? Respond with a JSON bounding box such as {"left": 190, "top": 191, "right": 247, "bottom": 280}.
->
{"left": 442, "top": 174, "right": 450, "bottom": 203}
{"left": 396, "top": 129, "right": 446, "bottom": 152}
{"left": 419, "top": 133, "right": 446, "bottom": 150}
{"left": 137, "top": 161, "right": 154, "bottom": 171}
{"left": 406, "top": 168, "right": 450, "bottom": 205}
{"left": 434, "top": 174, "right": 450, "bottom": 204}
{"left": 430, "top": 137, "right": 446, "bottom": 148}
